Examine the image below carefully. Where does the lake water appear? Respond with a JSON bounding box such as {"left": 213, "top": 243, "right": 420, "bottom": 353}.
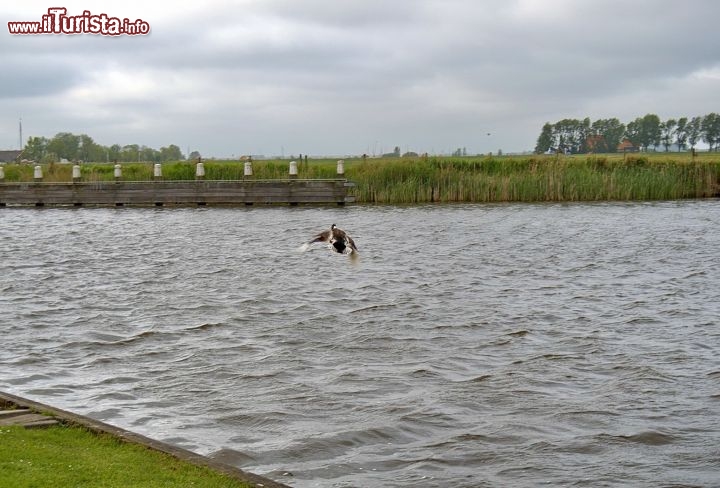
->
{"left": 1, "top": 201, "right": 719, "bottom": 487}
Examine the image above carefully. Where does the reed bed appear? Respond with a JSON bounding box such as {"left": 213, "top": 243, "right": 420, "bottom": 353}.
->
{"left": 348, "top": 154, "right": 720, "bottom": 203}
{"left": 3, "top": 154, "right": 718, "bottom": 203}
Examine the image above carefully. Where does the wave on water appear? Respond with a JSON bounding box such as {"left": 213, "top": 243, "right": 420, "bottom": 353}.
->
{"left": 2, "top": 202, "right": 720, "bottom": 487}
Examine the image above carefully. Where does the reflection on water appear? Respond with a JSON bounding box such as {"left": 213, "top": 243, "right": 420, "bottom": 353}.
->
{"left": 2, "top": 201, "right": 720, "bottom": 487}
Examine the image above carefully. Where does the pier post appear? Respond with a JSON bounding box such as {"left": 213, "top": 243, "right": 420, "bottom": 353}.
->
{"left": 72, "top": 165, "right": 82, "bottom": 183}
{"left": 289, "top": 160, "right": 298, "bottom": 179}
{"left": 244, "top": 161, "right": 253, "bottom": 179}
{"left": 34, "top": 165, "right": 43, "bottom": 182}
{"left": 154, "top": 163, "right": 162, "bottom": 180}
{"left": 196, "top": 162, "right": 205, "bottom": 180}
{"left": 114, "top": 164, "right": 122, "bottom": 182}
{"left": 336, "top": 159, "right": 345, "bottom": 176}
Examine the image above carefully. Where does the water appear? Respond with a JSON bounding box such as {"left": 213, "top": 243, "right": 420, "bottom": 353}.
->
{"left": 2, "top": 201, "right": 720, "bottom": 487}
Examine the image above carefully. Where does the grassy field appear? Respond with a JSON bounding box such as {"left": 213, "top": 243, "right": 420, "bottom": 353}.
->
{"left": 3, "top": 153, "right": 719, "bottom": 203}
{"left": 0, "top": 424, "right": 253, "bottom": 488}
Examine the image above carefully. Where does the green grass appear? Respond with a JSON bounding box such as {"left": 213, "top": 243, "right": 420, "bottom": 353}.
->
{"left": 0, "top": 424, "right": 253, "bottom": 488}
{"left": 3, "top": 153, "right": 719, "bottom": 203}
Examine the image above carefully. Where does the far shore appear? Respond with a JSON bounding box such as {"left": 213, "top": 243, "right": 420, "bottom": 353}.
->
{"left": 2, "top": 153, "right": 719, "bottom": 203}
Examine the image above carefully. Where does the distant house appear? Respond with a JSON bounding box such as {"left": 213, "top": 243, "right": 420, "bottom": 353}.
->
{"left": 0, "top": 150, "right": 23, "bottom": 162}
{"left": 585, "top": 135, "right": 606, "bottom": 153}
{"left": 617, "top": 139, "right": 638, "bottom": 153}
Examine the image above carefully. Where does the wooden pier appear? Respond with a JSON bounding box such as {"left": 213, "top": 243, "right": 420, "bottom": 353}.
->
{"left": 0, "top": 179, "right": 355, "bottom": 207}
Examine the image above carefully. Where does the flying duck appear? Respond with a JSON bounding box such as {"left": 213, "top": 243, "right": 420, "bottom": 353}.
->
{"left": 302, "top": 224, "right": 359, "bottom": 257}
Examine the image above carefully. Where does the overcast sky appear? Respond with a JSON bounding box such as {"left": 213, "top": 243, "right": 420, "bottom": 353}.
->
{"left": 2, "top": 0, "right": 719, "bottom": 157}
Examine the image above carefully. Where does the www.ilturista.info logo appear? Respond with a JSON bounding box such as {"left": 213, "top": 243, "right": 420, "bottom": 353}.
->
{"left": 8, "top": 8, "right": 150, "bottom": 35}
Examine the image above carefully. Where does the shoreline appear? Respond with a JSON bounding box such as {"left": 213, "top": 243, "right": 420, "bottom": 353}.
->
{"left": 0, "top": 390, "right": 291, "bottom": 488}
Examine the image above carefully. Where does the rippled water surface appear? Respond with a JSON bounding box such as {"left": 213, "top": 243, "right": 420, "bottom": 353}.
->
{"left": 2, "top": 201, "right": 720, "bottom": 487}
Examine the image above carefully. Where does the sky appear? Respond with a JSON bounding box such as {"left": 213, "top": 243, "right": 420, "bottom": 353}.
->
{"left": 1, "top": 0, "right": 719, "bottom": 158}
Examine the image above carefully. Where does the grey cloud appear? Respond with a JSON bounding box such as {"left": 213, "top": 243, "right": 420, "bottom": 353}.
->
{"left": 2, "top": 0, "right": 719, "bottom": 155}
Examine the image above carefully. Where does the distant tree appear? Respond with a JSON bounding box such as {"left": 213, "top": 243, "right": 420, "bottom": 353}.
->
{"left": 590, "top": 118, "right": 625, "bottom": 153}
{"left": 122, "top": 144, "right": 140, "bottom": 162}
{"left": 535, "top": 122, "right": 554, "bottom": 153}
{"left": 188, "top": 151, "right": 201, "bottom": 160}
{"left": 557, "top": 134, "right": 566, "bottom": 153}
{"left": 159, "top": 144, "right": 184, "bottom": 161}
{"left": 553, "top": 119, "right": 571, "bottom": 153}
{"left": 21, "top": 131, "right": 187, "bottom": 163}
{"left": 578, "top": 117, "right": 592, "bottom": 153}
{"left": 626, "top": 114, "right": 661, "bottom": 151}
{"left": 534, "top": 113, "right": 720, "bottom": 154}
{"left": 687, "top": 116, "right": 702, "bottom": 149}
{"left": 78, "top": 134, "right": 105, "bottom": 162}
{"left": 639, "top": 114, "right": 662, "bottom": 151}
{"left": 604, "top": 118, "right": 626, "bottom": 153}
{"left": 624, "top": 119, "right": 641, "bottom": 149}
{"left": 554, "top": 119, "right": 584, "bottom": 153}
{"left": 675, "top": 117, "right": 688, "bottom": 151}
{"left": 701, "top": 113, "right": 720, "bottom": 151}
{"left": 108, "top": 144, "right": 122, "bottom": 162}
{"left": 22, "top": 136, "right": 49, "bottom": 161}
{"left": 47, "top": 132, "right": 80, "bottom": 160}
{"left": 660, "top": 118, "right": 677, "bottom": 152}
{"left": 140, "top": 145, "right": 159, "bottom": 162}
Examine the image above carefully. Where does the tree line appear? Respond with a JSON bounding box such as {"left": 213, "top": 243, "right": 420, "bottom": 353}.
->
{"left": 21, "top": 132, "right": 185, "bottom": 163}
{"left": 534, "top": 113, "right": 720, "bottom": 154}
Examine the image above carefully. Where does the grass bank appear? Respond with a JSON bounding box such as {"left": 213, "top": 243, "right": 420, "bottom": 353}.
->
{"left": 0, "top": 424, "right": 253, "bottom": 488}
{"left": 3, "top": 153, "right": 719, "bottom": 203}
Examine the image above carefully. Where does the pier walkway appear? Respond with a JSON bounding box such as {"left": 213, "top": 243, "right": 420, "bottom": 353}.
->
{"left": 0, "top": 179, "right": 355, "bottom": 207}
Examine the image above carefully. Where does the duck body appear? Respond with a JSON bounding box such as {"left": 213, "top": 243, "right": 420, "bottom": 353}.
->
{"left": 332, "top": 238, "right": 348, "bottom": 253}
{"left": 304, "top": 224, "right": 359, "bottom": 256}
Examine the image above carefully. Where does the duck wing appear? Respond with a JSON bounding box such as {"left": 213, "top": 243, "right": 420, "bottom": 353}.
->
{"left": 309, "top": 229, "right": 332, "bottom": 244}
